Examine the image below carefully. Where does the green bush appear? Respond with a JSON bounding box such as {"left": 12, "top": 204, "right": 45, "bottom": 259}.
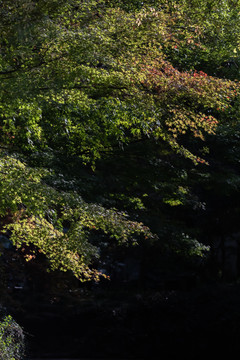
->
{"left": 0, "top": 315, "right": 25, "bottom": 360}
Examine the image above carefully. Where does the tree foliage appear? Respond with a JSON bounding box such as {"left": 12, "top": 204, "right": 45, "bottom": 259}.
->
{"left": 0, "top": 0, "right": 240, "bottom": 281}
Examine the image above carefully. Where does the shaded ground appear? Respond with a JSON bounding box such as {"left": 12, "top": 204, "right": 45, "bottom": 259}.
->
{"left": 5, "top": 282, "right": 240, "bottom": 359}
{"left": 1, "top": 246, "right": 240, "bottom": 359}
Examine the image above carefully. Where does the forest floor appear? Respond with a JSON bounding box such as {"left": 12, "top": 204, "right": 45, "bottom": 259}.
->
{"left": 6, "top": 281, "right": 240, "bottom": 359}
{"left": 1, "top": 247, "right": 240, "bottom": 359}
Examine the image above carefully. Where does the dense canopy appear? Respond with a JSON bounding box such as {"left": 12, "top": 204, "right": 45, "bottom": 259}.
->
{"left": 0, "top": 0, "right": 240, "bottom": 281}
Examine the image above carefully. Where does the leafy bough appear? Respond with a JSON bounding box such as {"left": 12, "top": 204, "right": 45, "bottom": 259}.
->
{"left": 0, "top": 152, "right": 154, "bottom": 281}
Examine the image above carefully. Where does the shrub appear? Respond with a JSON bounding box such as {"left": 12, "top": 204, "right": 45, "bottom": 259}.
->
{"left": 0, "top": 315, "right": 25, "bottom": 360}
